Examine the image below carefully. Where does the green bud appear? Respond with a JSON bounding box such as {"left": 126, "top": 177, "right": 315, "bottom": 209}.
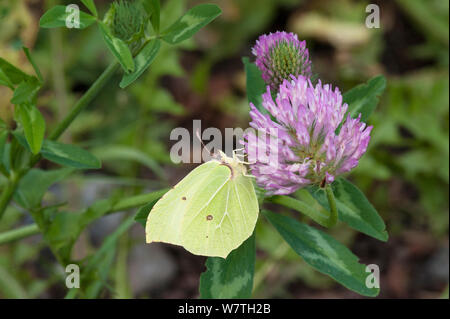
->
{"left": 104, "top": 0, "right": 148, "bottom": 45}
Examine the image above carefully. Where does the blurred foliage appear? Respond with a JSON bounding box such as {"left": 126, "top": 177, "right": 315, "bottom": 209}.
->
{"left": 0, "top": 0, "right": 448, "bottom": 298}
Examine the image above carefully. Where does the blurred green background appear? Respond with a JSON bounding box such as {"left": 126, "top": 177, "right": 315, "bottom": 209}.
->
{"left": 0, "top": 0, "right": 448, "bottom": 298}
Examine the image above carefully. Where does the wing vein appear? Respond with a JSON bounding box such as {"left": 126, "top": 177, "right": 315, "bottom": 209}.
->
{"left": 234, "top": 181, "right": 248, "bottom": 231}
{"left": 183, "top": 173, "right": 230, "bottom": 228}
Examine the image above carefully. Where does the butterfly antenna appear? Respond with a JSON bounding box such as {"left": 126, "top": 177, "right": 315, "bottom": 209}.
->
{"left": 195, "top": 128, "right": 217, "bottom": 159}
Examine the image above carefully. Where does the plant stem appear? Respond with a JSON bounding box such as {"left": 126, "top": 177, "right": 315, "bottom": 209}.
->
{"left": 267, "top": 186, "right": 338, "bottom": 228}
{"left": 0, "top": 61, "right": 119, "bottom": 221}
{"left": 0, "top": 224, "right": 40, "bottom": 244}
{"left": 0, "top": 188, "right": 168, "bottom": 245}
{"left": 0, "top": 172, "right": 20, "bottom": 221}
{"left": 0, "top": 264, "right": 28, "bottom": 298}
{"left": 267, "top": 194, "right": 330, "bottom": 228}
{"left": 253, "top": 241, "right": 290, "bottom": 294}
{"left": 114, "top": 219, "right": 131, "bottom": 299}
{"left": 325, "top": 185, "right": 338, "bottom": 227}
{"left": 65, "top": 288, "right": 78, "bottom": 299}
{"left": 49, "top": 26, "right": 70, "bottom": 139}
{"left": 49, "top": 61, "right": 119, "bottom": 141}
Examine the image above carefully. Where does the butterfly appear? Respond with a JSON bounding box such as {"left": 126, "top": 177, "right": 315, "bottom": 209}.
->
{"left": 146, "top": 150, "right": 259, "bottom": 258}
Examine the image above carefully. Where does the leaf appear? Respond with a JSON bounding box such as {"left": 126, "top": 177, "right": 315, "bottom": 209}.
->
{"left": 39, "top": 5, "right": 97, "bottom": 29}
{"left": 143, "top": 0, "right": 160, "bottom": 33}
{"left": 159, "top": 0, "right": 186, "bottom": 30}
{"left": 16, "top": 103, "right": 46, "bottom": 154}
{"left": 22, "top": 47, "right": 43, "bottom": 83}
{"left": 33, "top": 198, "right": 114, "bottom": 265}
{"left": 0, "top": 68, "right": 13, "bottom": 89}
{"left": 30, "top": 190, "right": 166, "bottom": 270}
{"left": 79, "top": 199, "right": 116, "bottom": 229}
{"left": 0, "top": 58, "right": 33, "bottom": 87}
{"left": 10, "top": 131, "right": 28, "bottom": 150}
{"left": 92, "top": 144, "right": 164, "bottom": 180}
{"left": 119, "top": 39, "right": 161, "bottom": 88}
{"left": 99, "top": 22, "right": 135, "bottom": 73}
{"left": 343, "top": 75, "right": 386, "bottom": 122}
{"left": 81, "top": 0, "right": 98, "bottom": 17}
{"left": 268, "top": 191, "right": 336, "bottom": 228}
{"left": 242, "top": 57, "right": 266, "bottom": 112}
{"left": 333, "top": 179, "right": 388, "bottom": 241}
{"left": 14, "top": 168, "right": 74, "bottom": 209}
{"left": 0, "top": 265, "right": 28, "bottom": 299}
{"left": 41, "top": 209, "right": 83, "bottom": 263}
{"left": 308, "top": 178, "right": 388, "bottom": 242}
{"left": 134, "top": 200, "right": 160, "bottom": 227}
{"left": 40, "top": 140, "right": 101, "bottom": 169}
{"left": 82, "top": 216, "right": 135, "bottom": 298}
{"left": 161, "top": 4, "right": 221, "bottom": 44}
{"left": 11, "top": 78, "right": 41, "bottom": 105}
{"left": 263, "top": 210, "right": 379, "bottom": 297}
{"left": 199, "top": 233, "right": 255, "bottom": 299}
{"left": 132, "top": 86, "right": 185, "bottom": 115}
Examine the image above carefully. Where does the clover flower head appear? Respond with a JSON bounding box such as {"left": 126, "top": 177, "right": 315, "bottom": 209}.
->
{"left": 243, "top": 75, "right": 372, "bottom": 195}
{"left": 252, "top": 31, "right": 312, "bottom": 91}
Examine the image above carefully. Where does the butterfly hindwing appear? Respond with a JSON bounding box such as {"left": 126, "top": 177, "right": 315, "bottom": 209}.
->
{"left": 181, "top": 172, "right": 259, "bottom": 258}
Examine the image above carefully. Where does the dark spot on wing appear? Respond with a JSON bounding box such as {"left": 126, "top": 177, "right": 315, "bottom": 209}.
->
{"left": 182, "top": 196, "right": 186, "bottom": 200}
{"left": 206, "top": 215, "right": 213, "bottom": 221}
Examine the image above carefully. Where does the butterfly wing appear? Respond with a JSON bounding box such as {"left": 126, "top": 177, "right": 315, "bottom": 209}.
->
{"left": 145, "top": 161, "right": 231, "bottom": 247}
{"left": 181, "top": 172, "right": 259, "bottom": 258}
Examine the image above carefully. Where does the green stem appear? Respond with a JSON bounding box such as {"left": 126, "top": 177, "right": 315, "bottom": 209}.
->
{"left": 0, "top": 264, "right": 28, "bottom": 298}
{"left": 0, "top": 188, "right": 168, "bottom": 245}
{"left": 110, "top": 190, "right": 166, "bottom": 212}
{"left": 64, "top": 288, "right": 78, "bottom": 299}
{"left": 114, "top": 220, "right": 131, "bottom": 299}
{"left": 0, "top": 224, "right": 40, "bottom": 244}
{"left": 22, "top": 47, "right": 43, "bottom": 83}
{"left": 253, "top": 241, "right": 290, "bottom": 293}
{"left": 267, "top": 194, "right": 331, "bottom": 227}
{"left": 267, "top": 186, "right": 338, "bottom": 228}
{"left": 0, "top": 172, "right": 20, "bottom": 221}
{"left": 48, "top": 61, "right": 119, "bottom": 141}
{"left": 325, "top": 185, "right": 338, "bottom": 227}
{"left": 49, "top": 26, "right": 70, "bottom": 133}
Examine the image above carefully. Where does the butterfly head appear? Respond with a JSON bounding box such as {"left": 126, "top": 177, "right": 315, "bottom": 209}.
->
{"left": 216, "top": 150, "right": 248, "bottom": 179}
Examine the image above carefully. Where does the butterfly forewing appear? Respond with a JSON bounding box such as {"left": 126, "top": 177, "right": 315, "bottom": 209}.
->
{"left": 146, "top": 161, "right": 229, "bottom": 245}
